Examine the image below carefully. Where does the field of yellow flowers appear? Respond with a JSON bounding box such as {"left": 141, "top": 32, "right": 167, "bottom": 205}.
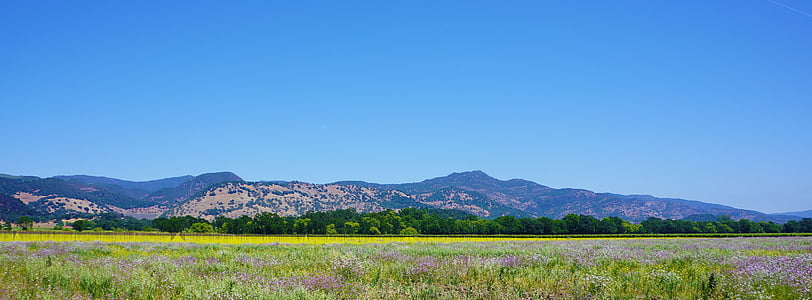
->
{"left": 0, "top": 234, "right": 809, "bottom": 299}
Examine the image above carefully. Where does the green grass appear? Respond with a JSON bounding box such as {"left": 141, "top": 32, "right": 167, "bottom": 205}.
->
{"left": 0, "top": 237, "right": 810, "bottom": 299}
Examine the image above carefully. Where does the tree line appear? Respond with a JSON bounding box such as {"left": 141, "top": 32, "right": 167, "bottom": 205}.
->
{"left": 6, "top": 208, "right": 812, "bottom": 235}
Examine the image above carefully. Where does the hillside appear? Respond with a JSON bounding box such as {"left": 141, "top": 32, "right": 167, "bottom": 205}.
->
{"left": 0, "top": 170, "right": 802, "bottom": 222}
{"left": 111, "top": 172, "right": 243, "bottom": 219}
{"left": 143, "top": 172, "right": 243, "bottom": 206}
{"left": 0, "top": 176, "right": 149, "bottom": 212}
{"left": 381, "top": 171, "right": 790, "bottom": 222}
{"left": 55, "top": 175, "right": 193, "bottom": 199}
{"left": 165, "top": 171, "right": 794, "bottom": 222}
{"left": 776, "top": 210, "right": 812, "bottom": 218}
{"left": 163, "top": 179, "right": 529, "bottom": 220}
{"left": 0, "top": 172, "right": 242, "bottom": 220}
{"left": 164, "top": 181, "right": 389, "bottom": 220}
{"left": 0, "top": 193, "right": 39, "bottom": 220}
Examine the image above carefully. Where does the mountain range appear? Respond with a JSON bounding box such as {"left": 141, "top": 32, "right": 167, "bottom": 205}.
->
{"left": 0, "top": 171, "right": 803, "bottom": 222}
{"left": 776, "top": 209, "right": 812, "bottom": 218}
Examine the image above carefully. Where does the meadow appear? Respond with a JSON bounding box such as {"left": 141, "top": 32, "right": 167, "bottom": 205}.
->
{"left": 0, "top": 235, "right": 810, "bottom": 299}
{"left": 0, "top": 232, "right": 569, "bottom": 245}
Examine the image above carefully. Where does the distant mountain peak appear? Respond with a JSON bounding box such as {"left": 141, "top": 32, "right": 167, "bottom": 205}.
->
{"left": 195, "top": 172, "right": 242, "bottom": 181}
{"left": 449, "top": 170, "right": 491, "bottom": 178}
{"left": 143, "top": 171, "right": 244, "bottom": 207}
{"left": 432, "top": 170, "right": 499, "bottom": 183}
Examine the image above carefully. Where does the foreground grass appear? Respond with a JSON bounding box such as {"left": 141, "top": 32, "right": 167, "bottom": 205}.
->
{"left": 0, "top": 237, "right": 810, "bottom": 299}
{"left": 3, "top": 231, "right": 810, "bottom": 245}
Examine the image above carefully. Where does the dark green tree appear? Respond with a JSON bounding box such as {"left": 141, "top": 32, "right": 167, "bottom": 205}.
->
{"left": 598, "top": 217, "right": 626, "bottom": 234}
{"left": 800, "top": 218, "right": 812, "bottom": 233}
{"left": 758, "top": 221, "right": 782, "bottom": 233}
{"left": 494, "top": 215, "right": 521, "bottom": 234}
{"left": 400, "top": 226, "right": 419, "bottom": 236}
{"left": 71, "top": 219, "right": 94, "bottom": 232}
{"left": 641, "top": 217, "right": 664, "bottom": 234}
{"left": 737, "top": 219, "right": 763, "bottom": 233}
{"left": 153, "top": 217, "right": 187, "bottom": 233}
{"left": 188, "top": 222, "right": 214, "bottom": 233}
{"left": 783, "top": 220, "right": 800, "bottom": 233}
{"left": 253, "top": 212, "right": 288, "bottom": 234}
{"left": 16, "top": 216, "right": 34, "bottom": 230}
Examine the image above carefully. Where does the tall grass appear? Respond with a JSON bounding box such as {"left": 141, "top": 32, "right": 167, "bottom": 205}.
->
{"left": 0, "top": 237, "right": 809, "bottom": 299}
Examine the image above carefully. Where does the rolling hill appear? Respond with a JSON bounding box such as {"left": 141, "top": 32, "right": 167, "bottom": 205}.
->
{"left": 55, "top": 175, "right": 193, "bottom": 200}
{"left": 775, "top": 209, "right": 812, "bottom": 218}
{"left": 0, "top": 172, "right": 241, "bottom": 220}
{"left": 0, "top": 193, "right": 38, "bottom": 219}
{"left": 0, "top": 170, "right": 802, "bottom": 222}
{"left": 164, "top": 171, "right": 798, "bottom": 222}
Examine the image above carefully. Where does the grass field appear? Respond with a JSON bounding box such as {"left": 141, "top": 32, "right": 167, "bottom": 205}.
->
{"left": 3, "top": 231, "right": 809, "bottom": 245}
{"left": 0, "top": 232, "right": 576, "bottom": 244}
{"left": 0, "top": 235, "right": 810, "bottom": 299}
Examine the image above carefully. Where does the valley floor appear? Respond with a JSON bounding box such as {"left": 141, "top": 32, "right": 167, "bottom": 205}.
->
{"left": 0, "top": 237, "right": 810, "bottom": 299}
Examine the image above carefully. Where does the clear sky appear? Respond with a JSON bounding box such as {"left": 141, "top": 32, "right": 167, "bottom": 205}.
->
{"left": 2, "top": 1, "right": 810, "bottom": 213}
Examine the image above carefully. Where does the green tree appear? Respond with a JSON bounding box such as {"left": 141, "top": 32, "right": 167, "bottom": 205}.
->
{"left": 598, "top": 217, "right": 625, "bottom": 234}
{"left": 153, "top": 217, "right": 185, "bottom": 233}
{"left": 563, "top": 214, "right": 599, "bottom": 234}
{"left": 563, "top": 214, "right": 581, "bottom": 234}
{"left": 536, "top": 217, "right": 556, "bottom": 234}
{"left": 421, "top": 214, "right": 442, "bottom": 234}
{"left": 641, "top": 217, "right": 664, "bottom": 234}
{"left": 361, "top": 216, "right": 381, "bottom": 234}
{"left": 494, "top": 216, "right": 521, "bottom": 234}
{"left": 519, "top": 218, "right": 542, "bottom": 234}
{"left": 254, "top": 212, "right": 288, "bottom": 234}
{"left": 344, "top": 221, "right": 360, "bottom": 234}
{"left": 758, "top": 221, "right": 782, "bottom": 233}
{"left": 701, "top": 222, "right": 718, "bottom": 233}
{"left": 400, "top": 226, "right": 419, "bottom": 236}
{"left": 783, "top": 220, "right": 801, "bottom": 233}
{"left": 736, "top": 219, "right": 759, "bottom": 233}
{"left": 714, "top": 222, "right": 734, "bottom": 233}
{"left": 621, "top": 220, "right": 642, "bottom": 233}
{"left": 800, "top": 218, "right": 812, "bottom": 233}
{"left": 71, "top": 219, "right": 94, "bottom": 232}
{"left": 16, "top": 216, "right": 34, "bottom": 230}
{"left": 294, "top": 218, "right": 311, "bottom": 234}
{"left": 188, "top": 222, "right": 214, "bottom": 233}
{"left": 326, "top": 223, "right": 338, "bottom": 235}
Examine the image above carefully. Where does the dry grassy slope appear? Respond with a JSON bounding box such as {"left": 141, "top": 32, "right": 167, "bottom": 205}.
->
{"left": 29, "top": 197, "right": 110, "bottom": 214}
{"left": 163, "top": 182, "right": 497, "bottom": 220}
{"left": 14, "top": 191, "right": 159, "bottom": 217}
{"left": 412, "top": 190, "right": 491, "bottom": 217}
{"left": 12, "top": 192, "right": 49, "bottom": 204}
{"left": 109, "top": 205, "right": 167, "bottom": 219}
{"left": 14, "top": 191, "right": 132, "bottom": 215}
{"left": 164, "top": 182, "right": 386, "bottom": 221}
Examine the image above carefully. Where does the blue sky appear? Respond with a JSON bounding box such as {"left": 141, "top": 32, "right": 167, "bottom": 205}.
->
{"left": 2, "top": 1, "right": 810, "bottom": 213}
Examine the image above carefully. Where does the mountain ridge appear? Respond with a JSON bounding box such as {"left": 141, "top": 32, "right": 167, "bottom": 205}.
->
{"left": 55, "top": 175, "right": 194, "bottom": 200}
{"left": 0, "top": 172, "right": 242, "bottom": 220}
{"left": 775, "top": 209, "right": 812, "bottom": 218}
{"left": 0, "top": 170, "right": 802, "bottom": 222}
{"left": 163, "top": 171, "right": 798, "bottom": 222}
